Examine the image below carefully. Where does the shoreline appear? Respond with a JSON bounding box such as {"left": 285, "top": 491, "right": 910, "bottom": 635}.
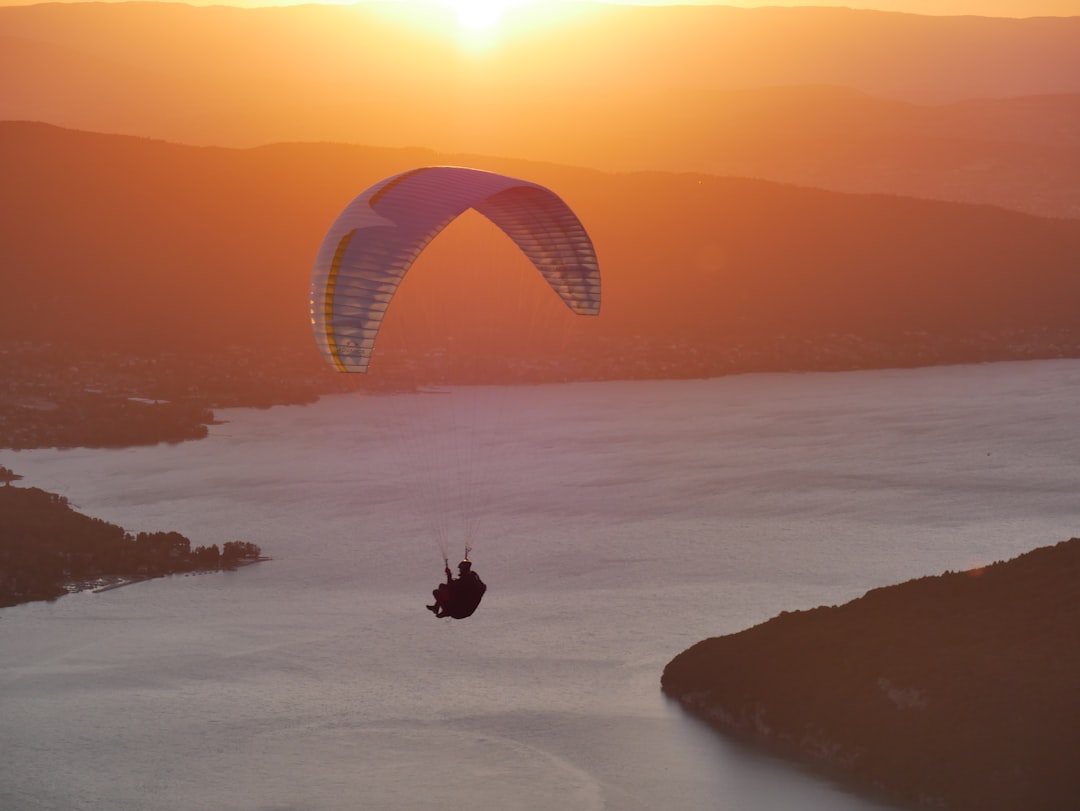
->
{"left": 65, "top": 556, "right": 272, "bottom": 597}
{"left": 92, "top": 576, "right": 151, "bottom": 594}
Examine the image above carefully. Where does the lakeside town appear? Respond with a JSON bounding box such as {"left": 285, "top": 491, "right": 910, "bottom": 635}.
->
{"left": 3, "top": 327, "right": 1079, "bottom": 451}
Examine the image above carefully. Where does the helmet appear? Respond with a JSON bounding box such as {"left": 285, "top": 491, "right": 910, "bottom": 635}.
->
{"left": 458, "top": 559, "right": 472, "bottom": 571}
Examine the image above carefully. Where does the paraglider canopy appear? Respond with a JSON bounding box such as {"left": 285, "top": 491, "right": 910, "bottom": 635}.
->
{"left": 309, "top": 166, "right": 601, "bottom": 374}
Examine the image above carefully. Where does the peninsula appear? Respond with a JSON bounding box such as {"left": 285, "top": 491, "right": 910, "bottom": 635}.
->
{"left": 661, "top": 538, "right": 1080, "bottom": 811}
{"left": 0, "top": 475, "right": 264, "bottom": 608}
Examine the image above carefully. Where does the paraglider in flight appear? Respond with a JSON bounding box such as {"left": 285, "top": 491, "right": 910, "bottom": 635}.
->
{"left": 428, "top": 558, "right": 487, "bottom": 619}
{"left": 308, "top": 166, "right": 601, "bottom": 619}
{"left": 309, "top": 165, "right": 601, "bottom": 374}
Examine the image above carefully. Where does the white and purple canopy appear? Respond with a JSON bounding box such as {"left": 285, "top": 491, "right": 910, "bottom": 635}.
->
{"left": 309, "top": 166, "right": 601, "bottom": 373}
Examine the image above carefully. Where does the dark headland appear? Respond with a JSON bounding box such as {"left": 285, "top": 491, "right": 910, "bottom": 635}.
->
{"left": 0, "top": 478, "right": 265, "bottom": 608}
{"left": 661, "top": 538, "right": 1080, "bottom": 811}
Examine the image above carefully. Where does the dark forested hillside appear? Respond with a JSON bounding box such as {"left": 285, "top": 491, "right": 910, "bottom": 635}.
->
{"left": 0, "top": 481, "right": 262, "bottom": 607}
{"left": 662, "top": 538, "right": 1080, "bottom": 811}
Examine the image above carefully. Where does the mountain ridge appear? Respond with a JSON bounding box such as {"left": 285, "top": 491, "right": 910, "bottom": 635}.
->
{"left": 5, "top": 3, "right": 1080, "bottom": 217}
{"left": 3, "top": 121, "right": 1079, "bottom": 386}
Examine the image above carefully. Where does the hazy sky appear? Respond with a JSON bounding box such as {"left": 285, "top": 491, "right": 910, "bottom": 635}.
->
{"left": 0, "top": 0, "right": 1078, "bottom": 16}
{"left": 621, "top": 0, "right": 1080, "bottom": 13}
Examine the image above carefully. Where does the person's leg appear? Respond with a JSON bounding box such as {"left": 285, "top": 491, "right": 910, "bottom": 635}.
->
{"left": 429, "top": 583, "right": 452, "bottom": 614}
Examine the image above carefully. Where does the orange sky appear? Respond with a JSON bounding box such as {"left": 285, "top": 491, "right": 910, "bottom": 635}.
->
{"left": 0, "top": 0, "right": 1078, "bottom": 15}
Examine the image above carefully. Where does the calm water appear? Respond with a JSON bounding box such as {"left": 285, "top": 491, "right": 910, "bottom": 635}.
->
{"left": 3, "top": 360, "right": 1079, "bottom": 811}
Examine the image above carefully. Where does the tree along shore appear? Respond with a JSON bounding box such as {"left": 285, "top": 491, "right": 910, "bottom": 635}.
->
{"left": 0, "top": 478, "right": 263, "bottom": 608}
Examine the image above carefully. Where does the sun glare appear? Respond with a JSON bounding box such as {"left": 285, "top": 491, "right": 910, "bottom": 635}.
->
{"left": 440, "top": 0, "right": 520, "bottom": 31}
{"left": 369, "top": 0, "right": 598, "bottom": 54}
{"left": 425, "top": 0, "right": 553, "bottom": 50}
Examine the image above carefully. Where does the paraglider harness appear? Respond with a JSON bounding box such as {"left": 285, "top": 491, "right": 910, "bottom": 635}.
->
{"left": 428, "top": 548, "right": 487, "bottom": 619}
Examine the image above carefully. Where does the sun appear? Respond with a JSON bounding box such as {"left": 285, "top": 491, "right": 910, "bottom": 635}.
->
{"left": 438, "top": 0, "right": 524, "bottom": 31}
{"left": 417, "top": 0, "right": 543, "bottom": 51}
{"left": 369, "top": 0, "right": 593, "bottom": 54}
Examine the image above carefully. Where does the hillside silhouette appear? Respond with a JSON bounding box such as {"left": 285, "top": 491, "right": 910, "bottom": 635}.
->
{"left": 0, "top": 480, "right": 262, "bottom": 607}
{"left": 3, "top": 121, "right": 1080, "bottom": 401}
{"left": 2, "top": 3, "right": 1079, "bottom": 217}
{"left": 662, "top": 537, "right": 1080, "bottom": 811}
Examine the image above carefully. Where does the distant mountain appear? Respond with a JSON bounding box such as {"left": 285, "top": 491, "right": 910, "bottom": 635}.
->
{"left": 3, "top": 3, "right": 1080, "bottom": 217}
{"left": 3, "top": 122, "right": 1080, "bottom": 390}
{"left": 662, "top": 537, "right": 1080, "bottom": 811}
{"left": 5, "top": 4, "right": 1080, "bottom": 102}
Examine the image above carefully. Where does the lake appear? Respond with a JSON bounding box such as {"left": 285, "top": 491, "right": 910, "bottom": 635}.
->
{"left": 3, "top": 359, "right": 1078, "bottom": 811}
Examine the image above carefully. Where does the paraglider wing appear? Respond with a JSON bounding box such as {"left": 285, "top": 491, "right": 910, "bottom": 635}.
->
{"left": 309, "top": 166, "right": 601, "bottom": 373}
